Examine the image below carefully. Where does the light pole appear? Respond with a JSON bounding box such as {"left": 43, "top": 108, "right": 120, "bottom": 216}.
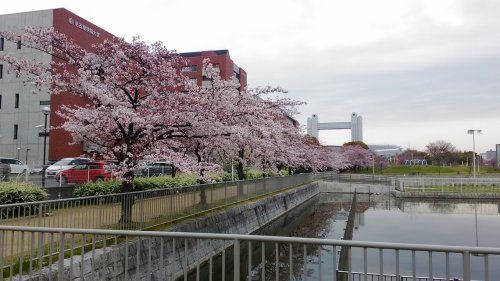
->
{"left": 25, "top": 148, "right": 31, "bottom": 166}
{"left": 42, "top": 106, "right": 50, "bottom": 187}
{"left": 467, "top": 129, "right": 481, "bottom": 178}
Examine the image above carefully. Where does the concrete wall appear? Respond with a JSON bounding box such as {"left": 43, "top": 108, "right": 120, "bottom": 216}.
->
{"left": 19, "top": 182, "right": 319, "bottom": 280}
{"left": 0, "top": 10, "right": 53, "bottom": 165}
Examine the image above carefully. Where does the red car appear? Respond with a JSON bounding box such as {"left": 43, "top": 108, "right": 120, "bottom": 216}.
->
{"left": 55, "top": 161, "right": 117, "bottom": 184}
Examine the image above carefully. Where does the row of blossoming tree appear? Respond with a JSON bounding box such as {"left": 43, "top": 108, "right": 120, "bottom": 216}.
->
{"left": 0, "top": 27, "right": 371, "bottom": 221}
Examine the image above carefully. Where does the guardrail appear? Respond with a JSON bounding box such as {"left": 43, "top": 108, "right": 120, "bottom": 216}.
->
{"left": 0, "top": 173, "right": 329, "bottom": 231}
{"left": 0, "top": 225, "right": 497, "bottom": 281}
{"left": 397, "top": 178, "right": 500, "bottom": 192}
{"left": 336, "top": 174, "right": 394, "bottom": 183}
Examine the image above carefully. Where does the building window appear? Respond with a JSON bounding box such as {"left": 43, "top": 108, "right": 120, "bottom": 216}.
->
{"left": 39, "top": 100, "right": 50, "bottom": 105}
{"left": 0, "top": 37, "right": 4, "bottom": 51}
{"left": 0, "top": 94, "right": 2, "bottom": 109}
{"left": 181, "top": 65, "right": 197, "bottom": 72}
{"left": 17, "top": 39, "right": 21, "bottom": 50}
{"left": 14, "top": 124, "right": 18, "bottom": 140}
{"left": 0, "top": 64, "right": 3, "bottom": 79}
{"left": 14, "top": 93, "right": 19, "bottom": 109}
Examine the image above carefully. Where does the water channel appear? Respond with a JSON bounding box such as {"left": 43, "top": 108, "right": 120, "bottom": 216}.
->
{"left": 188, "top": 191, "right": 500, "bottom": 280}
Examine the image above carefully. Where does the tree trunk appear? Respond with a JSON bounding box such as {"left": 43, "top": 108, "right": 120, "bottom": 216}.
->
{"left": 198, "top": 177, "right": 207, "bottom": 205}
{"left": 236, "top": 162, "right": 245, "bottom": 181}
{"left": 119, "top": 175, "right": 135, "bottom": 227}
{"left": 236, "top": 149, "right": 245, "bottom": 180}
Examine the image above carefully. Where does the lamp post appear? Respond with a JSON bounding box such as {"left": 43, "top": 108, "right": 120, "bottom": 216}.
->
{"left": 25, "top": 148, "right": 31, "bottom": 166}
{"left": 467, "top": 129, "right": 482, "bottom": 178}
{"left": 42, "top": 106, "right": 50, "bottom": 187}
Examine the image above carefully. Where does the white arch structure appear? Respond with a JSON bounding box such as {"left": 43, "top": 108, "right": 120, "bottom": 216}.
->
{"left": 307, "top": 113, "right": 363, "bottom": 142}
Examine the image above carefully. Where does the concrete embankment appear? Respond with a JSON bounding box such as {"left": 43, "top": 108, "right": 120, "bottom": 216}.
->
{"left": 21, "top": 182, "right": 319, "bottom": 280}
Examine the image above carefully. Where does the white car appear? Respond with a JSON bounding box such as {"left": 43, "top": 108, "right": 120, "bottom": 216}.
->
{"left": 45, "top": 157, "right": 91, "bottom": 178}
{"left": 0, "top": 157, "right": 28, "bottom": 174}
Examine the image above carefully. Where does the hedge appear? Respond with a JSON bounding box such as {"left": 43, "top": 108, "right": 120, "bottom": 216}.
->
{"left": 73, "top": 174, "right": 200, "bottom": 197}
{"left": 0, "top": 181, "right": 47, "bottom": 205}
{"left": 73, "top": 170, "right": 278, "bottom": 197}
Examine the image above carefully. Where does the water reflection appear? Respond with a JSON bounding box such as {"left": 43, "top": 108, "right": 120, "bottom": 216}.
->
{"left": 190, "top": 193, "right": 500, "bottom": 280}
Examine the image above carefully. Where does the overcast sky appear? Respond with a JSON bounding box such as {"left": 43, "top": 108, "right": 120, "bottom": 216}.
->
{"left": 3, "top": 0, "right": 500, "bottom": 152}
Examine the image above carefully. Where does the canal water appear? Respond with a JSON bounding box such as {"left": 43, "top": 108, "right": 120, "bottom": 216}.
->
{"left": 189, "top": 192, "right": 500, "bottom": 280}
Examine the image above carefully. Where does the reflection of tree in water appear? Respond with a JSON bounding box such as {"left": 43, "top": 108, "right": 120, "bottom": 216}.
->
{"left": 259, "top": 202, "right": 350, "bottom": 280}
{"left": 428, "top": 201, "right": 457, "bottom": 213}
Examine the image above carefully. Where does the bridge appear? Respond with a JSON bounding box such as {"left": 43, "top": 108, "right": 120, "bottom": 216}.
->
{"left": 307, "top": 112, "right": 363, "bottom": 142}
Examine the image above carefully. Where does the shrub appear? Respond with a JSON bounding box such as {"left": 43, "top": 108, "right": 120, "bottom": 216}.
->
{"left": 74, "top": 173, "right": 200, "bottom": 197}
{"left": 72, "top": 180, "right": 122, "bottom": 197}
{"left": 0, "top": 181, "right": 47, "bottom": 204}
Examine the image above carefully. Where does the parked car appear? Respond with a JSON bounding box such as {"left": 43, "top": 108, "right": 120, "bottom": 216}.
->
{"left": 45, "top": 157, "right": 91, "bottom": 178}
{"left": 55, "top": 161, "right": 117, "bottom": 184}
{"left": 141, "top": 161, "right": 174, "bottom": 177}
{"left": 0, "top": 157, "right": 28, "bottom": 174}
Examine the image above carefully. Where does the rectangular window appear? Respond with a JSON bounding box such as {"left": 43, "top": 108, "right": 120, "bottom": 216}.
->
{"left": 14, "top": 93, "right": 19, "bottom": 109}
{"left": 0, "top": 64, "right": 3, "bottom": 79}
{"left": 14, "top": 124, "right": 18, "bottom": 140}
{"left": 0, "top": 94, "right": 2, "bottom": 109}
{"left": 181, "top": 65, "right": 197, "bottom": 72}
{"left": 0, "top": 37, "right": 4, "bottom": 51}
{"left": 39, "top": 100, "right": 51, "bottom": 105}
{"left": 17, "top": 40, "right": 21, "bottom": 50}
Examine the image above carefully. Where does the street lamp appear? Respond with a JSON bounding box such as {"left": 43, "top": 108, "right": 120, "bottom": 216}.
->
{"left": 467, "top": 129, "right": 482, "bottom": 178}
{"left": 42, "top": 106, "right": 50, "bottom": 187}
{"left": 25, "top": 148, "right": 31, "bottom": 166}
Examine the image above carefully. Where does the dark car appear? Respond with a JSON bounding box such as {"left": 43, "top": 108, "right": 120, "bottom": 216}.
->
{"left": 141, "top": 162, "right": 174, "bottom": 177}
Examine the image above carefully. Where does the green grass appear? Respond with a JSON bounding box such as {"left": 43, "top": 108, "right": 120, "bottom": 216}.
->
{"left": 369, "top": 165, "right": 500, "bottom": 176}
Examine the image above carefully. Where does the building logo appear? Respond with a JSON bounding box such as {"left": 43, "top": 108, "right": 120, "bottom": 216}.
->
{"left": 68, "top": 18, "right": 100, "bottom": 38}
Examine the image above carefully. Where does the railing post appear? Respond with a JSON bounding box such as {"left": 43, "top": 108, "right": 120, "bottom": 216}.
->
{"left": 463, "top": 251, "right": 471, "bottom": 281}
{"left": 38, "top": 202, "right": 43, "bottom": 227}
{"left": 58, "top": 232, "right": 65, "bottom": 280}
{"left": 234, "top": 239, "right": 240, "bottom": 281}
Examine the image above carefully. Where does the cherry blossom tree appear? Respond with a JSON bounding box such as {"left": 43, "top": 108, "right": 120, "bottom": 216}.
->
{"left": 0, "top": 27, "right": 205, "bottom": 222}
{"left": 0, "top": 27, "right": 349, "bottom": 221}
{"left": 342, "top": 145, "right": 374, "bottom": 171}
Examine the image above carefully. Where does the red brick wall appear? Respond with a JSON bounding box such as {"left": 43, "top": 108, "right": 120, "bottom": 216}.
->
{"left": 182, "top": 50, "right": 247, "bottom": 88}
{"left": 49, "top": 8, "right": 114, "bottom": 161}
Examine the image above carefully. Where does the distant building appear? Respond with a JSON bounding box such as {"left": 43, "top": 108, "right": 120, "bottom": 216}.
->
{"left": 496, "top": 144, "right": 500, "bottom": 168}
{"left": 179, "top": 50, "right": 247, "bottom": 89}
{"left": 369, "top": 144, "right": 403, "bottom": 158}
{"left": 484, "top": 149, "right": 496, "bottom": 160}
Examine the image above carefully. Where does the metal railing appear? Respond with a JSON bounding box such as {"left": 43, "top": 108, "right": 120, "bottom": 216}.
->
{"left": 397, "top": 178, "right": 500, "bottom": 193}
{"left": 0, "top": 225, "right": 498, "bottom": 281}
{"left": 336, "top": 174, "right": 395, "bottom": 184}
{"left": 0, "top": 173, "right": 326, "bottom": 231}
